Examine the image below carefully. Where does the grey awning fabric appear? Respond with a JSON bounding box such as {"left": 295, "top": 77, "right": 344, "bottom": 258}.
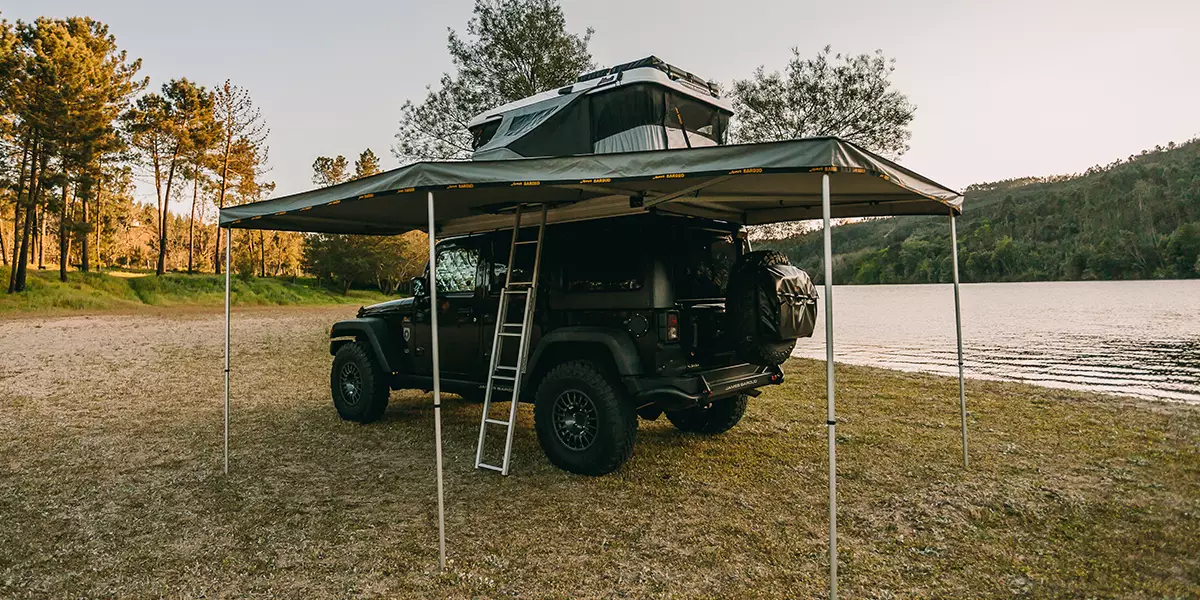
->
{"left": 219, "top": 137, "right": 962, "bottom": 235}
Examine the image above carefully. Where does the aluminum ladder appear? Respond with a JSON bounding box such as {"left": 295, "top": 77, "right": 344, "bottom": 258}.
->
{"left": 475, "top": 203, "right": 548, "bottom": 475}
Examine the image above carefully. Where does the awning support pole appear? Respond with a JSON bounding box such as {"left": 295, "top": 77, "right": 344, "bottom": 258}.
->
{"left": 427, "top": 191, "right": 447, "bottom": 570}
{"left": 950, "top": 211, "right": 968, "bottom": 468}
{"left": 821, "top": 173, "right": 837, "bottom": 600}
{"left": 223, "top": 227, "right": 231, "bottom": 475}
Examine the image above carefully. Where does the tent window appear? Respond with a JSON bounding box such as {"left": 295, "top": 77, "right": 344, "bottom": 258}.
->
{"left": 590, "top": 83, "right": 666, "bottom": 143}
{"left": 666, "top": 93, "right": 728, "bottom": 145}
{"left": 505, "top": 108, "right": 554, "bottom": 137}
{"left": 470, "top": 120, "right": 502, "bottom": 150}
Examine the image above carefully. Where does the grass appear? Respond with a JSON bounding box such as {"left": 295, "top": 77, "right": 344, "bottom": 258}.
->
{"left": 0, "top": 306, "right": 1197, "bottom": 598}
{"left": 0, "top": 265, "right": 390, "bottom": 313}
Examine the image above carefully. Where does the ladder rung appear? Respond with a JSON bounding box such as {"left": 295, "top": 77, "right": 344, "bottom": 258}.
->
{"left": 485, "top": 418, "right": 510, "bottom": 426}
{"left": 495, "top": 365, "right": 517, "bottom": 371}
{"left": 507, "top": 281, "right": 534, "bottom": 286}
{"left": 490, "top": 375, "right": 515, "bottom": 381}
{"left": 514, "top": 240, "right": 539, "bottom": 245}
{"left": 500, "top": 323, "right": 523, "bottom": 329}
{"left": 503, "top": 289, "right": 529, "bottom": 295}
{"left": 499, "top": 332, "right": 522, "bottom": 337}
{"left": 477, "top": 463, "right": 504, "bottom": 472}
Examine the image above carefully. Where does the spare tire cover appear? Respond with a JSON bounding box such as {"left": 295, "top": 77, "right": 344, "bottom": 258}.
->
{"left": 726, "top": 250, "right": 819, "bottom": 366}
{"left": 758, "top": 264, "right": 818, "bottom": 340}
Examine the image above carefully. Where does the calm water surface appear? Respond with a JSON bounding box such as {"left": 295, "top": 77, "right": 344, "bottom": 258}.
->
{"left": 791, "top": 280, "right": 1200, "bottom": 403}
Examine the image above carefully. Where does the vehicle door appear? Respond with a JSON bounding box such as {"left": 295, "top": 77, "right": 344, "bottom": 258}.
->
{"left": 411, "top": 237, "right": 486, "bottom": 381}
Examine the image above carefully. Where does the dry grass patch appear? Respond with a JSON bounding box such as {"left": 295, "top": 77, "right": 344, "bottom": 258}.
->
{"left": 1, "top": 307, "right": 1197, "bottom": 598}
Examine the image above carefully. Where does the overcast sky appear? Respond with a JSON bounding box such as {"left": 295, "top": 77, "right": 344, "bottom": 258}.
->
{"left": 9, "top": 0, "right": 1200, "bottom": 206}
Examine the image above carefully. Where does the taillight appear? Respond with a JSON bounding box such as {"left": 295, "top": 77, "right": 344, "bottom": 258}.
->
{"left": 665, "top": 311, "right": 679, "bottom": 342}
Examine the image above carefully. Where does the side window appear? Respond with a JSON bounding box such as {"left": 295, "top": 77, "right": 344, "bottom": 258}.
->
{"left": 561, "top": 226, "right": 645, "bottom": 293}
{"left": 433, "top": 241, "right": 480, "bottom": 294}
{"left": 491, "top": 236, "right": 536, "bottom": 292}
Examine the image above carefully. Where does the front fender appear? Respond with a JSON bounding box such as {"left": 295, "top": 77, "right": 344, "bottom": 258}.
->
{"left": 330, "top": 318, "right": 399, "bottom": 374}
{"left": 527, "top": 326, "right": 644, "bottom": 377}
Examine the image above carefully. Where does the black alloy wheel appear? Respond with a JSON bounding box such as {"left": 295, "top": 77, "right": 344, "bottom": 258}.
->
{"left": 551, "top": 389, "right": 599, "bottom": 450}
{"left": 338, "top": 362, "right": 363, "bottom": 407}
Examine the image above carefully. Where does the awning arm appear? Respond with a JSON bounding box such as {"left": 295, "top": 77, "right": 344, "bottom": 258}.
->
{"left": 643, "top": 175, "right": 735, "bottom": 207}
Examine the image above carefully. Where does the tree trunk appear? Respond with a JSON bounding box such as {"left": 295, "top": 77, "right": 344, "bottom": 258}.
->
{"left": 94, "top": 181, "right": 104, "bottom": 272}
{"left": 258, "top": 231, "right": 265, "bottom": 277}
{"left": 13, "top": 139, "right": 43, "bottom": 292}
{"left": 59, "top": 177, "right": 70, "bottom": 283}
{"left": 188, "top": 175, "right": 198, "bottom": 274}
{"left": 80, "top": 171, "right": 91, "bottom": 273}
{"left": 6, "top": 137, "right": 31, "bottom": 288}
{"left": 14, "top": 200, "right": 34, "bottom": 292}
{"left": 157, "top": 144, "right": 181, "bottom": 276}
{"left": 36, "top": 202, "right": 43, "bottom": 269}
{"left": 13, "top": 137, "right": 30, "bottom": 273}
{"left": 65, "top": 185, "right": 80, "bottom": 268}
{"left": 7, "top": 199, "right": 17, "bottom": 276}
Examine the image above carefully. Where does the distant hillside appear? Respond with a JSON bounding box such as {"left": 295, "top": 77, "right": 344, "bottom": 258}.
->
{"left": 761, "top": 139, "right": 1200, "bottom": 283}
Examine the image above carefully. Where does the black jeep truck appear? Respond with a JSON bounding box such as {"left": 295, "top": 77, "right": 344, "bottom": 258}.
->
{"left": 328, "top": 213, "right": 817, "bottom": 475}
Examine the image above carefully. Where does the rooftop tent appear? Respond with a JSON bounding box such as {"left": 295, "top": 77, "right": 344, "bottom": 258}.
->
{"left": 217, "top": 135, "right": 967, "bottom": 600}
{"left": 466, "top": 56, "right": 733, "bottom": 160}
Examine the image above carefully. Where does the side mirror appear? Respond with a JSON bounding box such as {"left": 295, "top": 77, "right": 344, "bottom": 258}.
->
{"left": 411, "top": 276, "right": 427, "bottom": 297}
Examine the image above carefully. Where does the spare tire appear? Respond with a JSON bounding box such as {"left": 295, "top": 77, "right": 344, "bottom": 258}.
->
{"left": 726, "top": 250, "right": 805, "bottom": 366}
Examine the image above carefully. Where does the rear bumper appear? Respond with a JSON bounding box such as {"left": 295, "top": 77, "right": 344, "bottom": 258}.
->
{"left": 628, "top": 363, "right": 784, "bottom": 410}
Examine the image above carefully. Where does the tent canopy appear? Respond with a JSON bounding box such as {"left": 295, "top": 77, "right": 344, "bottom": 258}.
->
{"left": 219, "top": 137, "right": 962, "bottom": 236}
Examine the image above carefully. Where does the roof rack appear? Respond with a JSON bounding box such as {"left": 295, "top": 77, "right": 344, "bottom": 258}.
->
{"left": 577, "top": 56, "right": 719, "bottom": 97}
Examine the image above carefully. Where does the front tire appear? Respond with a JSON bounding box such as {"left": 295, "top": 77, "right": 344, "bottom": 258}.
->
{"left": 331, "top": 341, "right": 389, "bottom": 423}
{"left": 666, "top": 394, "right": 749, "bottom": 434}
{"left": 534, "top": 360, "right": 637, "bottom": 476}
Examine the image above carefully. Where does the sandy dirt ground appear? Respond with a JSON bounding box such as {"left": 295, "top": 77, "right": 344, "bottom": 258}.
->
{"left": 0, "top": 307, "right": 1197, "bottom": 598}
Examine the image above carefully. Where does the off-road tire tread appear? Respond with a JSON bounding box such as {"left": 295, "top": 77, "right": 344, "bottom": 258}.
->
{"left": 665, "top": 394, "right": 749, "bottom": 434}
{"left": 331, "top": 341, "right": 389, "bottom": 423}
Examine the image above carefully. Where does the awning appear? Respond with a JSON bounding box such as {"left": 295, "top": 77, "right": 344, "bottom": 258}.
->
{"left": 219, "top": 137, "right": 962, "bottom": 236}
{"left": 217, "top": 135, "right": 969, "bottom": 594}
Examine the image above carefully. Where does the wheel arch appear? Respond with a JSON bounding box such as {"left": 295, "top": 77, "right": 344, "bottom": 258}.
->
{"left": 524, "top": 327, "right": 643, "bottom": 400}
{"left": 330, "top": 318, "right": 398, "bottom": 374}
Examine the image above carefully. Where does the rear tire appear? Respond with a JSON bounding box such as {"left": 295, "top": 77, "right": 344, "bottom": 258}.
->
{"left": 534, "top": 360, "right": 637, "bottom": 476}
{"left": 331, "top": 342, "right": 389, "bottom": 423}
{"left": 665, "top": 394, "right": 749, "bottom": 434}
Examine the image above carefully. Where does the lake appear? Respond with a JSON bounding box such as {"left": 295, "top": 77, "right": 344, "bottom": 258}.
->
{"left": 790, "top": 280, "right": 1200, "bottom": 404}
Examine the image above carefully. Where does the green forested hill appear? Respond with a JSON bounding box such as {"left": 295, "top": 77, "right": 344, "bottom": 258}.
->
{"left": 761, "top": 139, "right": 1200, "bottom": 283}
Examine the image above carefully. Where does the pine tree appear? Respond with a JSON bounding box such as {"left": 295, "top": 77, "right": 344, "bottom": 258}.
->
{"left": 354, "top": 148, "right": 380, "bottom": 179}
{"left": 211, "top": 80, "right": 267, "bottom": 274}
{"left": 124, "top": 78, "right": 214, "bottom": 275}
{"left": 312, "top": 155, "right": 348, "bottom": 186}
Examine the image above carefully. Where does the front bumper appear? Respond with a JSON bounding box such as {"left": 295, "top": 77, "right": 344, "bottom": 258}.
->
{"left": 628, "top": 363, "right": 784, "bottom": 410}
